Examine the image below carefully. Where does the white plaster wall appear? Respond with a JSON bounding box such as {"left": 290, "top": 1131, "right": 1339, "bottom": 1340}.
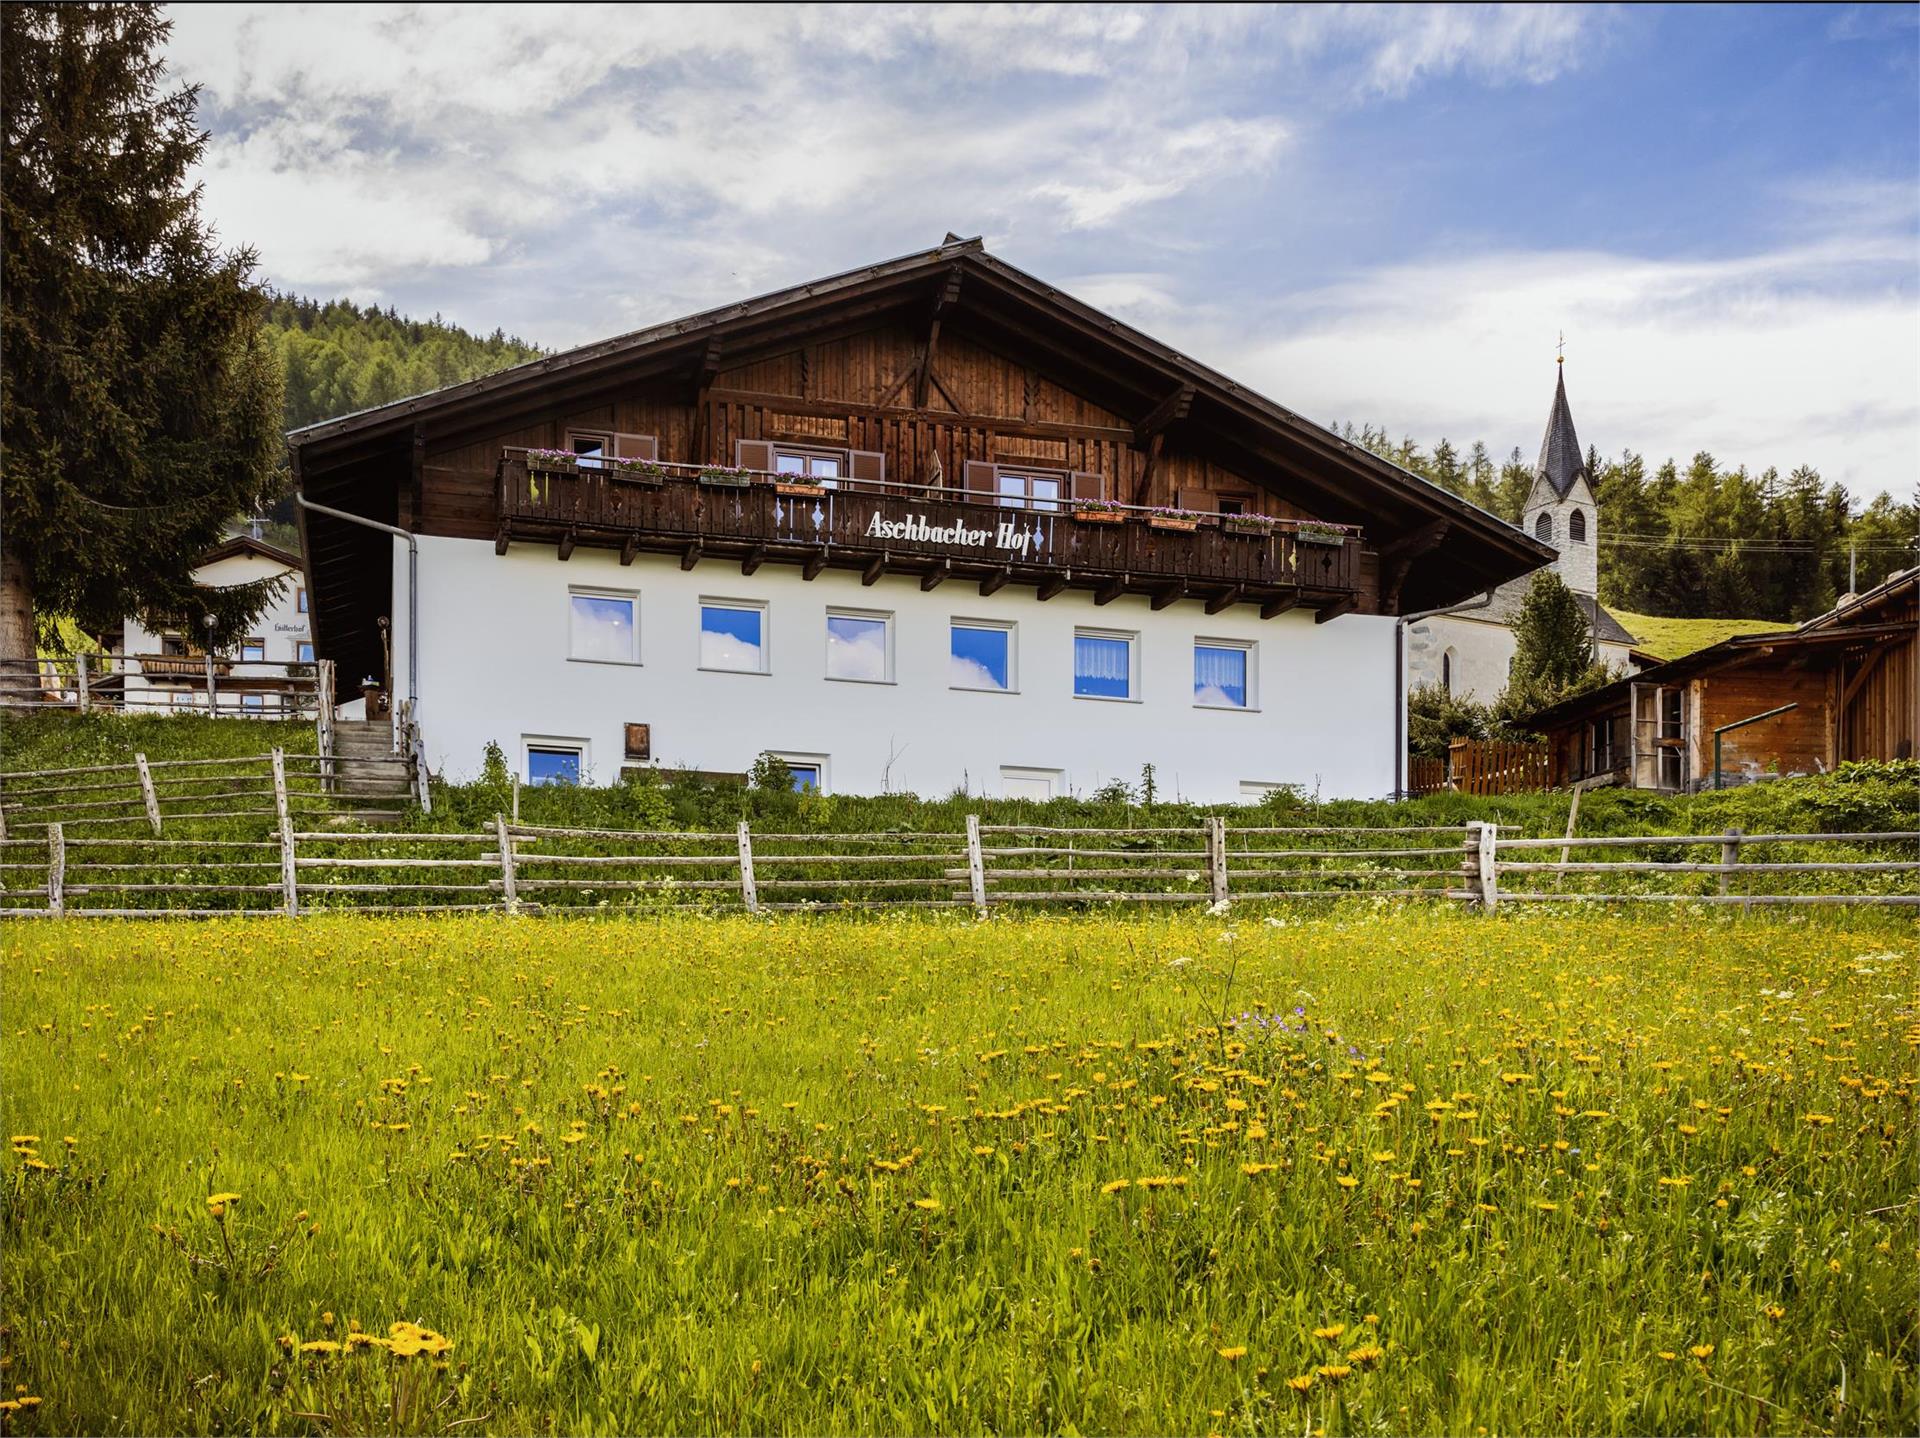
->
{"left": 394, "top": 535, "right": 1400, "bottom": 802}
{"left": 120, "top": 553, "right": 309, "bottom": 712}
{"left": 1406, "top": 613, "right": 1515, "bottom": 704}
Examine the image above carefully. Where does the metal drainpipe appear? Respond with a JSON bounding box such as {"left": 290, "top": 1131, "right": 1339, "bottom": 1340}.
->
{"left": 293, "top": 494, "right": 418, "bottom": 712}
{"left": 1394, "top": 590, "right": 1495, "bottom": 798}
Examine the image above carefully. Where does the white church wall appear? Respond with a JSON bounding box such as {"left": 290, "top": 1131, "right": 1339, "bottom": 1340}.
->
{"left": 391, "top": 534, "right": 1400, "bottom": 803}
{"left": 1406, "top": 612, "right": 1517, "bottom": 704}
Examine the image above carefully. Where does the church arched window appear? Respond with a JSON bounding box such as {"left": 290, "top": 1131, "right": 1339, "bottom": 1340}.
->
{"left": 1534, "top": 512, "right": 1553, "bottom": 543}
{"left": 1569, "top": 508, "right": 1587, "bottom": 543}
{"left": 1442, "top": 647, "right": 1456, "bottom": 695}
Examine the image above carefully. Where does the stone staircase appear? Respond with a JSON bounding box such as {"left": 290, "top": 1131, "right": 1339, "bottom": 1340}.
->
{"left": 323, "top": 717, "right": 418, "bottom": 825}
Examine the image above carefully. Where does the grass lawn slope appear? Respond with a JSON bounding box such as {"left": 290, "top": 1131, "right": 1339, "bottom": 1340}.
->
{"left": 1615, "top": 611, "right": 1797, "bottom": 661}
{"left": 2, "top": 910, "right": 1913, "bottom": 1434}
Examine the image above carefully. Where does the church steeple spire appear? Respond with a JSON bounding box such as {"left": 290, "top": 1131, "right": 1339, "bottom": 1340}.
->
{"left": 1535, "top": 363, "right": 1585, "bottom": 499}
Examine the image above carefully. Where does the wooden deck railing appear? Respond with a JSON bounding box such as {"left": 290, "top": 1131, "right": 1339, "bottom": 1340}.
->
{"left": 0, "top": 655, "right": 331, "bottom": 718}
{"left": 494, "top": 454, "right": 1363, "bottom": 612}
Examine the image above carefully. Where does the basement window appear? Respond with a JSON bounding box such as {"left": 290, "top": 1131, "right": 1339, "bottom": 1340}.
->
{"left": 525, "top": 741, "right": 586, "bottom": 787}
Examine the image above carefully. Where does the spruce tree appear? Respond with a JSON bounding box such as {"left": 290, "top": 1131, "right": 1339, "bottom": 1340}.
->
{"left": 0, "top": 3, "right": 283, "bottom": 664}
{"left": 1495, "top": 570, "right": 1611, "bottom": 728}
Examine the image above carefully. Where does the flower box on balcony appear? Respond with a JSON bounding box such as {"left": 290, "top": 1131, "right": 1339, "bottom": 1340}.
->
{"left": 1222, "top": 515, "right": 1279, "bottom": 536}
{"left": 608, "top": 458, "right": 668, "bottom": 485}
{"left": 1147, "top": 515, "right": 1199, "bottom": 533}
{"left": 1072, "top": 505, "right": 1128, "bottom": 524}
{"left": 1293, "top": 524, "right": 1349, "bottom": 547}
{"left": 697, "top": 467, "right": 757, "bottom": 488}
{"left": 775, "top": 481, "right": 829, "bottom": 498}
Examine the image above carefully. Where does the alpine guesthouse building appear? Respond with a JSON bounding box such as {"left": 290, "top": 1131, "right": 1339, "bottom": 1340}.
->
{"left": 290, "top": 238, "right": 1550, "bottom": 802}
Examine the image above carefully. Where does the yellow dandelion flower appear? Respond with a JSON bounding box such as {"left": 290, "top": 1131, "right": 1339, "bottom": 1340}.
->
{"left": 299, "top": 1340, "right": 341, "bottom": 1355}
{"left": 1316, "top": 1364, "right": 1352, "bottom": 1381}
{"left": 1346, "top": 1344, "right": 1384, "bottom": 1366}
{"left": 1101, "top": 1179, "right": 1131, "bottom": 1195}
{"left": 912, "top": 1197, "right": 943, "bottom": 1212}
{"left": 1312, "top": 1324, "right": 1346, "bottom": 1341}
{"left": 1217, "top": 1345, "right": 1247, "bottom": 1361}
{"left": 1285, "top": 1374, "right": 1315, "bottom": 1394}
{"left": 1689, "top": 1344, "right": 1714, "bottom": 1360}
{"left": 1657, "top": 1351, "right": 1677, "bottom": 1362}
{"left": 1336, "top": 1175, "right": 1359, "bottom": 1189}
{"left": 973, "top": 1145, "right": 995, "bottom": 1157}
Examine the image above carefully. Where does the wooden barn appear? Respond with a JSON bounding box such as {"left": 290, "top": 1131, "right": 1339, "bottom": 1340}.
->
{"left": 1528, "top": 568, "right": 1917, "bottom": 791}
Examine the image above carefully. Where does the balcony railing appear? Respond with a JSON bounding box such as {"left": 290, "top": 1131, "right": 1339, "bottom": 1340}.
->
{"left": 0, "top": 655, "right": 328, "bottom": 718}
{"left": 496, "top": 453, "right": 1362, "bottom": 612}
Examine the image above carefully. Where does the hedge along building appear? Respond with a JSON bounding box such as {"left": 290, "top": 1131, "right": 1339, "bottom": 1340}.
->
{"left": 288, "top": 237, "right": 1551, "bottom": 801}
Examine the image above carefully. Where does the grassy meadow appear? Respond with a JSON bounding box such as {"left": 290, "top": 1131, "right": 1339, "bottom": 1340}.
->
{"left": 2, "top": 909, "right": 1915, "bottom": 1435}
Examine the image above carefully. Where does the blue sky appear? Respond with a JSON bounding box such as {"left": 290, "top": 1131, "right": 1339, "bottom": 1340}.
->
{"left": 167, "top": 3, "right": 1918, "bottom": 498}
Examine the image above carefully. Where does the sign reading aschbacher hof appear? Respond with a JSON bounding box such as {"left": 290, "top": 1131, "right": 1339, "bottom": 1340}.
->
{"left": 865, "top": 511, "right": 1035, "bottom": 555}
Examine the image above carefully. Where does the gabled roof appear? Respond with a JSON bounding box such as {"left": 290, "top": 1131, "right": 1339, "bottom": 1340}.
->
{"left": 196, "top": 535, "right": 303, "bottom": 571}
{"left": 1535, "top": 367, "right": 1586, "bottom": 500}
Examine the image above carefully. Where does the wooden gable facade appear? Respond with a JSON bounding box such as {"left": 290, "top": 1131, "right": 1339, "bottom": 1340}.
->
{"left": 290, "top": 237, "right": 1551, "bottom": 686}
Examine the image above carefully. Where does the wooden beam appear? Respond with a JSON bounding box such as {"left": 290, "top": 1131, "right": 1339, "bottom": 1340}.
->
{"left": 1205, "top": 585, "right": 1243, "bottom": 616}
{"left": 690, "top": 338, "right": 723, "bottom": 464}
{"left": 1376, "top": 517, "right": 1451, "bottom": 563}
{"left": 680, "top": 540, "right": 702, "bottom": 571}
{"left": 494, "top": 522, "right": 510, "bottom": 556}
{"left": 979, "top": 567, "right": 1010, "bottom": 597}
{"left": 1094, "top": 576, "right": 1128, "bottom": 606}
{"left": 1133, "top": 383, "right": 1195, "bottom": 447}
{"left": 1150, "top": 582, "right": 1184, "bottom": 611}
{"left": 920, "top": 559, "right": 950, "bottom": 592}
{"left": 1036, "top": 574, "right": 1068, "bottom": 602}
{"left": 620, "top": 534, "right": 639, "bottom": 566}
{"left": 1259, "top": 594, "right": 1300, "bottom": 620}
{"left": 1314, "top": 594, "right": 1358, "bottom": 625}
{"left": 557, "top": 529, "right": 576, "bottom": 562}
{"left": 408, "top": 425, "right": 426, "bottom": 530}
{"left": 802, "top": 548, "right": 828, "bottom": 581}
{"left": 1131, "top": 431, "right": 1165, "bottom": 505}
{"left": 914, "top": 269, "right": 963, "bottom": 409}
{"left": 862, "top": 553, "right": 889, "bottom": 586}
{"left": 741, "top": 544, "right": 766, "bottom": 576}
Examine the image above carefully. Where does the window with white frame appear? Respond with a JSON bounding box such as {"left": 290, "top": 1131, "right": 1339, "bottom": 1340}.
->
{"left": 826, "top": 609, "right": 891, "bottom": 683}
{"left": 700, "top": 600, "right": 768, "bottom": 673}
{"left": 241, "top": 693, "right": 267, "bottom": 713}
{"left": 296, "top": 588, "right": 308, "bottom": 615}
{"left": 1001, "top": 766, "right": 1064, "bottom": 799}
{"left": 1193, "top": 639, "right": 1254, "bottom": 709}
{"left": 1073, "top": 628, "right": 1136, "bottom": 700}
{"left": 239, "top": 637, "right": 267, "bottom": 662}
{"left": 525, "top": 740, "right": 586, "bottom": 786}
{"left": 768, "top": 751, "right": 828, "bottom": 793}
{"left": 774, "top": 447, "right": 844, "bottom": 486}
{"left": 568, "top": 430, "right": 611, "bottom": 469}
{"left": 996, "top": 470, "right": 1063, "bottom": 512}
{"left": 950, "top": 621, "right": 1015, "bottom": 692}
{"left": 569, "top": 589, "right": 639, "bottom": 664}
{"left": 297, "top": 641, "right": 315, "bottom": 663}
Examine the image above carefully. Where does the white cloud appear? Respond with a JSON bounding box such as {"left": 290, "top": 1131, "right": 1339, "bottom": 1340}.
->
{"left": 827, "top": 624, "right": 889, "bottom": 682}
{"left": 949, "top": 655, "right": 1006, "bottom": 691}
{"left": 699, "top": 631, "right": 763, "bottom": 673}
{"left": 1225, "top": 232, "right": 1919, "bottom": 499}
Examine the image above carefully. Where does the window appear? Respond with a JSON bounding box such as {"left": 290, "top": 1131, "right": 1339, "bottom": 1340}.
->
{"left": 1569, "top": 508, "right": 1587, "bottom": 543}
{"left": 241, "top": 693, "right": 267, "bottom": 713}
{"left": 1216, "top": 494, "right": 1255, "bottom": 517}
{"left": 297, "top": 642, "right": 315, "bottom": 663}
{"left": 774, "top": 449, "right": 844, "bottom": 486}
{"left": 569, "top": 590, "right": 639, "bottom": 664}
{"left": 296, "top": 588, "right": 308, "bottom": 615}
{"left": 569, "top": 431, "right": 610, "bottom": 469}
{"left": 768, "top": 752, "right": 828, "bottom": 793}
{"left": 826, "top": 610, "right": 891, "bottom": 683}
{"left": 1194, "top": 640, "right": 1253, "bottom": 709}
{"left": 996, "top": 470, "right": 1063, "bottom": 512}
{"left": 1588, "top": 717, "right": 1614, "bottom": 773}
{"left": 239, "top": 638, "right": 266, "bottom": 662}
{"left": 1441, "top": 647, "right": 1456, "bottom": 695}
{"left": 700, "top": 600, "right": 768, "bottom": 673}
{"left": 950, "top": 621, "right": 1014, "bottom": 692}
{"left": 1074, "top": 629, "right": 1136, "bottom": 701}
{"left": 526, "top": 742, "right": 585, "bottom": 786}
{"left": 1001, "top": 766, "right": 1063, "bottom": 799}
{"left": 1534, "top": 512, "right": 1553, "bottom": 543}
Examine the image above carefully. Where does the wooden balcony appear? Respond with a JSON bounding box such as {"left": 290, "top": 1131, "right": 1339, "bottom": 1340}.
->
{"left": 495, "top": 454, "right": 1364, "bottom": 618}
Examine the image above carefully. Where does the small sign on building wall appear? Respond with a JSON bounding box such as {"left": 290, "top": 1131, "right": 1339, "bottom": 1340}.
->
{"left": 625, "top": 723, "right": 651, "bottom": 761}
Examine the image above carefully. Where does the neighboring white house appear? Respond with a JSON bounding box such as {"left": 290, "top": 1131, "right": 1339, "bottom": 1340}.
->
{"left": 1406, "top": 367, "right": 1638, "bottom": 703}
{"left": 116, "top": 536, "right": 313, "bottom": 714}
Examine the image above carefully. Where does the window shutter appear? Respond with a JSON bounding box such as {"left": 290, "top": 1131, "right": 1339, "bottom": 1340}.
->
{"left": 1069, "top": 471, "right": 1104, "bottom": 502}
{"left": 963, "top": 461, "right": 998, "bottom": 500}
{"left": 849, "top": 449, "right": 886, "bottom": 490}
{"left": 612, "top": 433, "right": 657, "bottom": 461}
{"left": 735, "top": 440, "right": 775, "bottom": 473}
{"left": 1175, "top": 488, "right": 1218, "bottom": 513}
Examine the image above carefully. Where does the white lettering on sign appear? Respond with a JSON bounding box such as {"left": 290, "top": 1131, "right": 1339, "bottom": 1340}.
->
{"left": 863, "top": 511, "right": 1031, "bottom": 555}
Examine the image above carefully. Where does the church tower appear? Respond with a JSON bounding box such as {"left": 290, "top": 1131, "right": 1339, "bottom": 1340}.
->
{"left": 1519, "top": 364, "right": 1598, "bottom": 597}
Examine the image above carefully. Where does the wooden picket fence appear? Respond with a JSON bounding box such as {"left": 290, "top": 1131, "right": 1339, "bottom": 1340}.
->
{"left": 2, "top": 817, "right": 1912, "bottom": 918}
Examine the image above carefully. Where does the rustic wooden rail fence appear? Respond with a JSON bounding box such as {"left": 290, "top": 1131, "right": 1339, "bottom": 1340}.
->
{"left": 0, "top": 748, "right": 412, "bottom": 837}
{"left": 0, "top": 655, "right": 329, "bottom": 718}
{"left": 2, "top": 817, "right": 1912, "bottom": 919}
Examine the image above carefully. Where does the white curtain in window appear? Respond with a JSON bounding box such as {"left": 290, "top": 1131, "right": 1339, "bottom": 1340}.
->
{"left": 1075, "top": 635, "right": 1129, "bottom": 682}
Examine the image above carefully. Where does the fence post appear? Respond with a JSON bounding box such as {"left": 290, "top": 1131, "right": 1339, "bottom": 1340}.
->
{"left": 1207, "top": 815, "right": 1229, "bottom": 908}
{"left": 495, "top": 813, "right": 518, "bottom": 912}
{"left": 134, "top": 753, "right": 162, "bottom": 835}
{"left": 965, "top": 814, "right": 988, "bottom": 918}
{"left": 1719, "top": 826, "right": 1742, "bottom": 899}
{"left": 737, "top": 820, "right": 759, "bottom": 912}
{"left": 47, "top": 822, "right": 65, "bottom": 917}
{"left": 511, "top": 772, "right": 521, "bottom": 824}
{"left": 75, "top": 652, "right": 89, "bottom": 714}
{"left": 279, "top": 815, "right": 299, "bottom": 916}
{"left": 271, "top": 747, "right": 290, "bottom": 829}
{"left": 1464, "top": 820, "right": 1499, "bottom": 912}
